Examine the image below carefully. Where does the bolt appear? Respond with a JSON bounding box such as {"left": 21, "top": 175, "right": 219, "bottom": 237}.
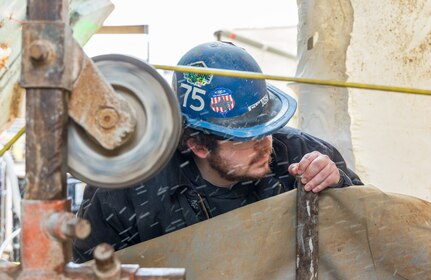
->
{"left": 94, "top": 243, "right": 116, "bottom": 272}
{"left": 96, "top": 108, "right": 119, "bottom": 129}
{"left": 46, "top": 212, "right": 91, "bottom": 241}
{"left": 63, "top": 217, "right": 91, "bottom": 240}
{"left": 93, "top": 243, "right": 121, "bottom": 279}
{"left": 29, "top": 40, "right": 50, "bottom": 63}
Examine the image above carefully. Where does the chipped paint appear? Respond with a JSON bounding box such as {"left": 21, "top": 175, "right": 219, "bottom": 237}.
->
{"left": 0, "top": 42, "right": 11, "bottom": 71}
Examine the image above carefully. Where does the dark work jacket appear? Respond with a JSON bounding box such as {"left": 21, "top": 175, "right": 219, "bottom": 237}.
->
{"left": 72, "top": 127, "right": 363, "bottom": 263}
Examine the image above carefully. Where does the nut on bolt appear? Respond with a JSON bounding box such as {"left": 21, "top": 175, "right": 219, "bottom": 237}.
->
{"left": 46, "top": 212, "right": 91, "bottom": 241}
{"left": 96, "top": 107, "right": 119, "bottom": 129}
{"left": 28, "top": 40, "right": 52, "bottom": 63}
{"left": 63, "top": 217, "right": 91, "bottom": 240}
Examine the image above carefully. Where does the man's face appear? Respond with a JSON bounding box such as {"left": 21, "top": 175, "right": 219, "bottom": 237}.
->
{"left": 207, "top": 135, "right": 273, "bottom": 182}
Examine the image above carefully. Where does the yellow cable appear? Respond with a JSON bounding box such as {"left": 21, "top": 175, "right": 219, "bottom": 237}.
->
{"left": 0, "top": 65, "right": 427, "bottom": 157}
{"left": 153, "top": 64, "right": 431, "bottom": 96}
{"left": 0, "top": 126, "right": 25, "bottom": 157}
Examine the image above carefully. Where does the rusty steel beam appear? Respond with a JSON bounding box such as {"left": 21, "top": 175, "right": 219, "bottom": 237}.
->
{"left": 22, "top": 0, "right": 71, "bottom": 200}
{"left": 18, "top": 0, "right": 74, "bottom": 278}
{"left": 296, "top": 176, "right": 319, "bottom": 280}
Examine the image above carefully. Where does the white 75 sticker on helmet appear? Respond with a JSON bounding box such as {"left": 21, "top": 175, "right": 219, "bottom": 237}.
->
{"left": 181, "top": 83, "right": 206, "bottom": 111}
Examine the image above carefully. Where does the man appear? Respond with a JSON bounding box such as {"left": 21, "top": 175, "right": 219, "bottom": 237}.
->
{"left": 72, "top": 41, "right": 362, "bottom": 263}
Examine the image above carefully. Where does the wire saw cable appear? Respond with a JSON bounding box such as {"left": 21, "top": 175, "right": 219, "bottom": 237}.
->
{"left": 1, "top": 65, "right": 429, "bottom": 157}
{"left": 153, "top": 64, "right": 431, "bottom": 97}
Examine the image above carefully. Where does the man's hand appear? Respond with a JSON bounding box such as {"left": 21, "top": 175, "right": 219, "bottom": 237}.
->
{"left": 288, "top": 151, "right": 340, "bottom": 193}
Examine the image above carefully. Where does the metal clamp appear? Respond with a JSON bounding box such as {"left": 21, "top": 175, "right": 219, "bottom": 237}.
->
{"left": 21, "top": 21, "right": 73, "bottom": 90}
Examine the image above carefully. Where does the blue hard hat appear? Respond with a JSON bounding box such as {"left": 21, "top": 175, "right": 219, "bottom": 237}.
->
{"left": 173, "top": 41, "right": 297, "bottom": 141}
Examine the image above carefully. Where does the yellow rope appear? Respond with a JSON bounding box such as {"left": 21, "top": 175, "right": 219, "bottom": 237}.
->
{"left": 153, "top": 64, "right": 431, "bottom": 96}
{"left": 1, "top": 65, "right": 428, "bottom": 156}
{"left": 0, "top": 126, "right": 25, "bottom": 157}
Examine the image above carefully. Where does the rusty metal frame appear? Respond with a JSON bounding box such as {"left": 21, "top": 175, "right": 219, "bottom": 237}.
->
{"left": 0, "top": 0, "right": 185, "bottom": 279}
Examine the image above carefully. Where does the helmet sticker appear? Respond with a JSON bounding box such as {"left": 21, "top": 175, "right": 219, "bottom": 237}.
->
{"left": 247, "top": 94, "right": 269, "bottom": 111}
{"left": 184, "top": 61, "right": 213, "bottom": 87}
{"left": 210, "top": 88, "right": 235, "bottom": 114}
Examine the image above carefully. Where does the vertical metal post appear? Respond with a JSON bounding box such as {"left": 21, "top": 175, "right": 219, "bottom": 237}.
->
{"left": 19, "top": 0, "right": 72, "bottom": 278}
{"left": 24, "top": 0, "right": 69, "bottom": 200}
{"left": 296, "top": 176, "right": 319, "bottom": 280}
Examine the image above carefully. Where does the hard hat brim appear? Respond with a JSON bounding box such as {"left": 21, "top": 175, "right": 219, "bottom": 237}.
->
{"left": 184, "top": 83, "right": 297, "bottom": 141}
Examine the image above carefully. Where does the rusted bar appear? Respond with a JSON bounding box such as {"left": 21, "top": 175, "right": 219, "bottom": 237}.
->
{"left": 23, "top": 0, "right": 70, "bottom": 200}
{"left": 296, "top": 175, "right": 319, "bottom": 280}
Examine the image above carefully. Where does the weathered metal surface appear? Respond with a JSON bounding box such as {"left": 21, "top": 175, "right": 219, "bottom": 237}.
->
{"left": 68, "top": 47, "right": 136, "bottom": 150}
{"left": 18, "top": 200, "right": 71, "bottom": 279}
{"left": 24, "top": 87, "right": 69, "bottom": 199}
{"left": 22, "top": 0, "right": 70, "bottom": 200}
{"left": 21, "top": 21, "right": 73, "bottom": 90}
{"left": 116, "top": 185, "right": 431, "bottom": 280}
{"left": 296, "top": 177, "right": 318, "bottom": 280}
{"left": 68, "top": 54, "right": 182, "bottom": 188}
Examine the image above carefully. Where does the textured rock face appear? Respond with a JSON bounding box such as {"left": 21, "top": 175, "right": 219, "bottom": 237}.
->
{"left": 296, "top": 0, "right": 431, "bottom": 201}
{"left": 296, "top": 0, "right": 355, "bottom": 169}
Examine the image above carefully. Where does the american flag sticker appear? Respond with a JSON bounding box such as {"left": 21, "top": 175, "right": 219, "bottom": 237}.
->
{"left": 210, "top": 88, "right": 235, "bottom": 113}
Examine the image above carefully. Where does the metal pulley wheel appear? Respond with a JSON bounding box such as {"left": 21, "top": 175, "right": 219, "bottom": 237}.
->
{"left": 68, "top": 54, "right": 182, "bottom": 188}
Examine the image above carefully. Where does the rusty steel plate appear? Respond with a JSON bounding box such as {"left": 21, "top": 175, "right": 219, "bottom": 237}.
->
{"left": 68, "top": 54, "right": 181, "bottom": 188}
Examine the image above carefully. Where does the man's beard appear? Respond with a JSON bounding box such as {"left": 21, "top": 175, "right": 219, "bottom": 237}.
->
{"left": 207, "top": 147, "right": 273, "bottom": 182}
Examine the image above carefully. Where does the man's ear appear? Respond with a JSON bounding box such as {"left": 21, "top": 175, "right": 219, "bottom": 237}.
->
{"left": 187, "top": 138, "right": 210, "bottom": 159}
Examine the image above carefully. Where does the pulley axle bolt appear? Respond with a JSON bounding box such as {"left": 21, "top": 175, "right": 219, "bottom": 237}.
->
{"left": 29, "top": 40, "right": 51, "bottom": 63}
{"left": 96, "top": 107, "right": 119, "bottom": 129}
{"left": 46, "top": 212, "right": 91, "bottom": 241}
{"left": 62, "top": 217, "right": 91, "bottom": 240}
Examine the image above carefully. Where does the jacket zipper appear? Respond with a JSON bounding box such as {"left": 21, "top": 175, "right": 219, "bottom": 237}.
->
{"left": 195, "top": 192, "right": 211, "bottom": 220}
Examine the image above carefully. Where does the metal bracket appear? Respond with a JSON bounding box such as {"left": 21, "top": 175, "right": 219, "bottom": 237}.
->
{"left": 68, "top": 43, "right": 137, "bottom": 150}
{"left": 21, "top": 21, "right": 73, "bottom": 90}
